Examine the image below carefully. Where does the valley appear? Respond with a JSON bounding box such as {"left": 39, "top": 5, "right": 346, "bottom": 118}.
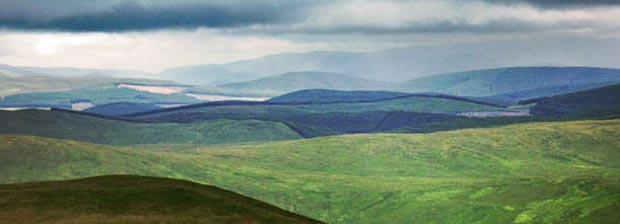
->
{"left": 1, "top": 119, "right": 618, "bottom": 223}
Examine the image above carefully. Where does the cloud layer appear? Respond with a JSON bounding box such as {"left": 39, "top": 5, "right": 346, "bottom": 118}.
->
{"left": 0, "top": 0, "right": 618, "bottom": 34}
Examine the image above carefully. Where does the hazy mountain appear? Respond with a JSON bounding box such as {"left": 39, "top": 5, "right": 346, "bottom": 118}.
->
{"left": 0, "top": 63, "right": 152, "bottom": 78}
{"left": 220, "top": 71, "right": 389, "bottom": 94}
{"left": 159, "top": 64, "right": 260, "bottom": 86}
{"left": 0, "top": 76, "right": 178, "bottom": 96}
{"left": 395, "top": 67, "right": 620, "bottom": 98}
{"left": 158, "top": 37, "right": 620, "bottom": 85}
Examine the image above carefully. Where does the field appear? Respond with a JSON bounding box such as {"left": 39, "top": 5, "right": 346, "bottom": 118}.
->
{"left": 1, "top": 119, "right": 619, "bottom": 223}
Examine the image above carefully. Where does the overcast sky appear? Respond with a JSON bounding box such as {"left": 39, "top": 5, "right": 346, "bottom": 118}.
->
{"left": 0, "top": 0, "right": 618, "bottom": 72}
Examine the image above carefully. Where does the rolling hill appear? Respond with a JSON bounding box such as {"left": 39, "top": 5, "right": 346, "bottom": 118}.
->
{"left": 395, "top": 67, "right": 620, "bottom": 100}
{"left": 220, "top": 71, "right": 389, "bottom": 94}
{"left": 268, "top": 89, "right": 412, "bottom": 103}
{"left": 0, "top": 109, "right": 302, "bottom": 145}
{"left": 83, "top": 102, "right": 162, "bottom": 116}
{"left": 0, "top": 84, "right": 200, "bottom": 109}
{"left": 0, "top": 175, "right": 321, "bottom": 224}
{"left": 524, "top": 83, "right": 620, "bottom": 118}
{"left": 0, "top": 63, "right": 152, "bottom": 78}
{"left": 268, "top": 89, "right": 501, "bottom": 106}
{"left": 1, "top": 119, "right": 619, "bottom": 223}
{"left": 132, "top": 94, "right": 508, "bottom": 137}
{"left": 0, "top": 76, "right": 178, "bottom": 97}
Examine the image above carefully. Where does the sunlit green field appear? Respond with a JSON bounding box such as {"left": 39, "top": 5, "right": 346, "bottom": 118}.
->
{"left": 1, "top": 119, "right": 619, "bottom": 223}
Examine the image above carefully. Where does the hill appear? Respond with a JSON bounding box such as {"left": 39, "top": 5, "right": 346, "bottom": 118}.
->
{"left": 0, "top": 76, "right": 177, "bottom": 97}
{"left": 220, "top": 71, "right": 389, "bottom": 94}
{"left": 83, "top": 102, "right": 162, "bottom": 116}
{"left": 0, "top": 109, "right": 302, "bottom": 145}
{"left": 396, "top": 67, "right": 620, "bottom": 99}
{"left": 159, "top": 64, "right": 260, "bottom": 86}
{"left": 1, "top": 119, "right": 619, "bottom": 223}
{"left": 268, "top": 89, "right": 501, "bottom": 106}
{"left": 524, "top": 83, "right": 620, "bottom": 118}
{"left": 133, "top": 94, "right": 507, "bottom": 137}
{"left": 0, "top": 175, "right": 320, "bottom": 224}
{"left": 0, "top": 63, "right": 152, "bottom": 78}
{"left": 268, "top": 89, "right": 412, "bottom": 103}
{"left": 0, "top": 84, "right": 199, "bottom": 109}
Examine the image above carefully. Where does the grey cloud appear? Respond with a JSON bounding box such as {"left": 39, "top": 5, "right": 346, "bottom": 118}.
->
{"left": 0, "top": 0, "right": 315, "bottom": 32}
{"left": 483, "top": 0, "right": 620, "bottom": 8}
{"left": 0, "top": 0, "right": 616, "bottom": 34}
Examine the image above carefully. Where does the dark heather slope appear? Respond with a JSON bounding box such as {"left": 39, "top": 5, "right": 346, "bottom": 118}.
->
{"left": 0, "top": 175, "right": 322, "bottom": 224}
{"left": 523, "top": 83, "right": 620, "bottom": 118}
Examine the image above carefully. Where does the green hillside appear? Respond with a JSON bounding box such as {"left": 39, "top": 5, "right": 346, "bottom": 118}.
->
{"left": 220, "top": 71, "right": 389, "bottom": 94}
{"left": 0, "top": 110, "right": 302, "bottom": 146}
{"left": 525, "top": 84, "right": 620, "bottom": 118}
{"left": 137, "top": 95, "right": 503, "bottom": 121}
{"left": 83, "top": 102, "right": 162, "bottom": 116}
{"left": 0, "top": 84, "right": 199, "bottom": 109}
{"left": 0, "top": 76, "right": 177, "bottom": 96}
{"left": 134, "top": 95, "right": 506, "bottom": 137}
{"left": 396, "top": 67, "right": 620, "bottom": 99}
{"left": 0, "top": 175, "right": 320, "bottom": 224}
{"left": 1, "top": 119, "right": 619, "bottom": 223}
{"left": 268, "top": 89, "right": 413, "bottom": 103}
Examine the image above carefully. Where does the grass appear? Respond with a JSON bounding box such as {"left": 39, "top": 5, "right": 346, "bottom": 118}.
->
{"left": 0, "top": 110, "right": 302, "bottom": 146}
{"left": 1, "top": 119, "right": 619, "bottom": 223}
{"left": 0, "top": 175, "right": 321, "bottom": 224}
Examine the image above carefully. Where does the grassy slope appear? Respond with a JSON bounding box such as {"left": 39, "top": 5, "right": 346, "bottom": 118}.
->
{"left": 1, "top": 119, "right": 619, "bottom": 223}
{"left": 0, "top": 85, "right": 199, "bottom": 108}
{"left": 526, "top": 83, "right": 620, "bottom": 118}
{"left": 0, "top": 110, "right": 302, "bottom": 146}
{"left": 0, "top": 175, "right": 320, "bottom": 224}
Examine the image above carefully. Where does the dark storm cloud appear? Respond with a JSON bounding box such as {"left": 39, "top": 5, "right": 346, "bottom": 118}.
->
{"left": 484, "top": 0, "right": 620, "bottom": 8}
{"left": 0, "top": 0, "right": 314, "bottom": 32}
{"left": 0, "top": 0, "right": 616, "bottom": 33}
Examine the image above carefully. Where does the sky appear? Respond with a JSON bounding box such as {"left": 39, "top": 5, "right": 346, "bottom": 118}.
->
{"left": 0, "top": 0, "right": 618, "bottom": 73}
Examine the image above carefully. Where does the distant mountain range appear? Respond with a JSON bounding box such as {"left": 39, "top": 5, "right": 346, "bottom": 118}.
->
{"left": 156, "top": 38, "right": 620, "bottom": 86}
{"left": 3, "top": 59, "right": 620, "bottom": 108}
{"left": 395, "top": 67, "right": 620, "bottom": 100}
{"left": 0, "top": 63, "right": 151, "bottom": 78}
